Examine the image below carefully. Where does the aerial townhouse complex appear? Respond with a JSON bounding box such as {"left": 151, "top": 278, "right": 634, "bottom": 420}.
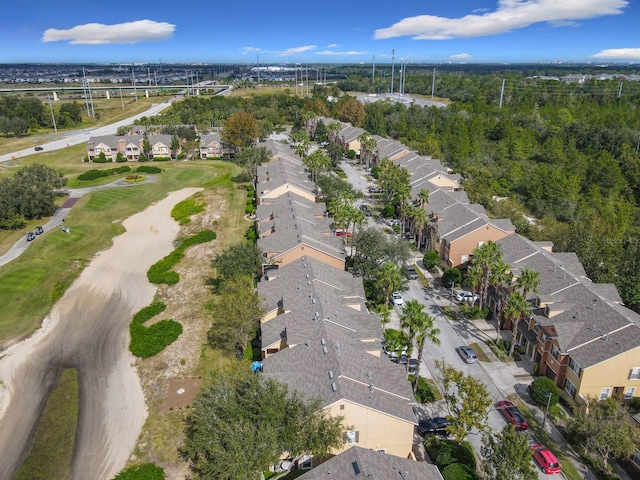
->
{"left": 253, "top": 114, "right": 640, "bottom": 472}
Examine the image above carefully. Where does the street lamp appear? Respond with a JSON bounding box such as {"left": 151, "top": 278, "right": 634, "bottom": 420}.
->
{"left": 542, "top": 390, "right": 552, "bottom": 429}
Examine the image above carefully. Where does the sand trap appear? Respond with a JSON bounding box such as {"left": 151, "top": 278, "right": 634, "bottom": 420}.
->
{"left": 0, "top": 187, "right": 202, "bottom": 480}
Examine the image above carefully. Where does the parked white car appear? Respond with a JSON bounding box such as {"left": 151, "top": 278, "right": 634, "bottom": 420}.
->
{"left": 391, "top": 291, "right": 404, "bottom": 306}
{"left": 455, "top": 291, "right": 479, "bottom": 303}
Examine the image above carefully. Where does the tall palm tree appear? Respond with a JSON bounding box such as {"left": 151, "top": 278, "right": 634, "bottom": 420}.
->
{"left": 410, "top": 207, "right": 429, "bottom": 250}
{"left": 400, "top": 300, "right": 441, "bottom": 389}
{"left": 326, "top": 122, "right": 341, "bottom": 144}
{"left": 358, "top": 131, "right": 377, "bottom": 167}
{"left": 417, "top": 188, "right": 430, "bottom": 208}
{"left": 376, "top": 262, "right": 404, "bottom": 307}
{"left": 504, "top": 292, "right": 529, "bottom": 357}
{"left": 516, "top": 268, "right": 540, "bottom": 300}
{"left": 349, "top": 207, "right": 366, "bottom": 257}
{"left": 468, "top": 241, "right": 503, "bottom": 309}
{"left": 489, "top": 259, "right": 513, "bottom": 316}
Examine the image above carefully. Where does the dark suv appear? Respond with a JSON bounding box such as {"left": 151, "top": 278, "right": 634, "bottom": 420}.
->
{"left": 418, "top": 417, "right": 450, "bottom": 436}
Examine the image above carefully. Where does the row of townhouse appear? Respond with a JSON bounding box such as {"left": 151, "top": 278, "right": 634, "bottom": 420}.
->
{"left": 310, "top": 116, "right": 640, "bottom": 409}
{"left": 254, "top": 138, "right": 442, "bottom": 478}
{"left": 86, "top": 133, "right": 179, "bottom": 161}
{"left": 495, "top": 233, "right": 640, "bottom": 405}
{"left": 86, "top": 131, "right": 234, "bottom": 162}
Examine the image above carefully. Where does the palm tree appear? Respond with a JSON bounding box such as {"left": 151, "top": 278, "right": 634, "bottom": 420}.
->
{"left": 516, "top": 268, "right": 540, "bottom": 300}
{"left": 400, "top": 300, "right": 441, "bottom": 389}
{"left": 504, "top": 292, "right": 530, "bottom": 357}
{"left": 410, "top": 207, "right": 429, "bottom": 250}
{"left": 417, "top": 188, "right": 430, "bottom": 208}
{"left": 468, "top": 241, "right": 504, "bottom": 309}
{"left": 326, "top": 122, "right": 341, "bottom": 144}
{"left": 489, "top": 259, "right": 512, "bottom": 316}
{"left": 358, "top": 131, "right": 377, "bottom": 167}
{"left": 376, "top": 262, "right": 404, "bottom": 307}
{"left": 349, "top": 207, "right": 366, "bottom": 257}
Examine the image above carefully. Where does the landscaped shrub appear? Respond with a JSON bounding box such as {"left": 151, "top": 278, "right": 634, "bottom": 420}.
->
{"left": 246, "top": 225, "right": 257, "bottom": 242}
{"left": 442, "top": 268, "right": 461, "bottom": 288}
{"left": 423, "top": 251, "right": 440, "bottom": 272}
{"left": 152, "top": 156, "right": 171, "bottom": 161}
{"left": 171, "top": 198, "right": 206, "bottom": 225}
{"left": 114, "top": 463, "right": 165, "bottom": 480}
{"left": 441, "top": 463, "right": 477, "bottom": 480}
{"left": 459, "top": 303, "right": 490, "bottom": 320}
{"left": 529, "top": 377, "right": 559, "bottom": 408}
{"left": 486, "top": 339, "right": 511, "bottom": 362}
{"left": 413, "top": 375, "right": 436, "bottom": 403}
{"left": 147, "top": 230, "right": 216, "bottom": 284}
{"left": 626, "top": 397, "right": 640, "bottom": 414}
{"left": 93, "top": 152, "right": 110, "bottom": 163}
{"left": 115, "top": 152, "right": 127, "bottom": 163}
{"left": 346, "top": 149, "right": 356, "bottom": 159}
{"left": 136, "top": 165, "right": 162, "bottom": 174}
{"left": 77, "top": 165, "right": 132, "bottom": 181}
{"left": 382, "top": 205, "right": 394, "bottom": 218}
{"left": 129, "top": 302, "right": 182, "bottom": 359}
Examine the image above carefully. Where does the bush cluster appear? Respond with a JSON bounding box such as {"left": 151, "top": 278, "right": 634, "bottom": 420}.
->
{"left": 152, "top": 156, "right": 171, "bottom": 162}
{"left": 136, "top": 165, "right": 162, "bottom": 174}
{"left": 147, "top": 230, "right": 217, "bottom": 284}
{"left": 171, "top": 198, "right": 206, "bottom": 225}
{"left": 413, "top": 375, "right": 436, "bottom": 403}
{"left": 114, "top": 463, "right": 165, "bottom": 480}
{"left": 129, "top": 302, "right": 183, "bottom": 358}
{"left": 77, "top": 166, "right": 131, "bottom": 181}
{"left": 427, "top": 439, "right": 478, "bottom": 480}
{"left": 529, "top": 377, "right": 559, "bottom": 408}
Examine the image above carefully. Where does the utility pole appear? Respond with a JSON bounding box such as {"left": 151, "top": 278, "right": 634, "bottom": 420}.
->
{"left": 82, "top": 67, "right": 90, "bottom": 116}
{"left": 372, "top": 54, "right": 375, "bottom": 84}
{"left": 431, "top": 67, "right": 436, "bottom": 100}
{"left": 132, "top": 70, "right": 138, "bottom": 101}
{"left": 390, "top": 49, "right": 396, "bottom": 96}
{"left": 499, "top": 79, "right": 506, "bottom": 108}
{"left": 618, "top": 81, "right": 623, "bottom": 98}
{"left": 257, "top": 52, "right": 260, "bottom": 85}
{"left": 47, "top": 94, "right": 57, "bottom": 133}
{"left": 119, "top": 87, "right": 124, "bottom": 110}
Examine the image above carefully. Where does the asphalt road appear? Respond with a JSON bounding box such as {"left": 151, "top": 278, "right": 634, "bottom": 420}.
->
{"left": 0, "top": 96, "right": 180, "bottom": 164}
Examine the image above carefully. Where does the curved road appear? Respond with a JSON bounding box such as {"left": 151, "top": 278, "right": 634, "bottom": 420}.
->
{"left": 0, "top": 96, "right": 180, "bottom": 164}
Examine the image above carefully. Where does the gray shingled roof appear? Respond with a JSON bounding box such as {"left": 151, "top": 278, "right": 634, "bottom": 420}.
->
{"left": 297, "top": 446, "right": 443, "bottom": 480}
{"left": 498, "top": 233, "right": 640, "bottom": 365}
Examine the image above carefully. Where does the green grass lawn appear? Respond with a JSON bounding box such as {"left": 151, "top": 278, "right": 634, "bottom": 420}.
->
{"left": 0, "top": 161, "right": 228, "bottom": 345}
{"left": 15, "top": 368, "right": 79, "bottom": 480}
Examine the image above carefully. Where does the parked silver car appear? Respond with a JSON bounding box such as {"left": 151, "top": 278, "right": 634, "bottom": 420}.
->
{"left": 456, "top": 346, "right": 478, "bottom": 364}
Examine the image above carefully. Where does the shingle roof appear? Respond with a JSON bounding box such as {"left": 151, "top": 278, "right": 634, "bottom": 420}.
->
{"left": 296, "top": 446, "right": 443, "bottom": 480}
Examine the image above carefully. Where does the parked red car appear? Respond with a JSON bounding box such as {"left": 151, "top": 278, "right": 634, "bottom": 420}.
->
{"left": 335, "top": 230, "right": 352, "bottom": 237}
{"left": 531, "top": 444, "right": 561, "bottom": 474}
{"left": 495, "top": 400, "right": 528, "bottom": 430}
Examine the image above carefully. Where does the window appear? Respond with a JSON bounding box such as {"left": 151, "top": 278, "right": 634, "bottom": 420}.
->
{"left": 568, "top": 358, "right": 582, "bottom": 377}
{"left": 564, "top": 379, "right": 577, "bottom": 398}
{"left": 625, "top": 387, "right": 636, "bottom": 400}
{"left": 345, "top": 430, "right": 359, "bottom": 444}
{"left": 300, "top": 455, "right": 313, "bottom": 470}
{"left": 629, "top": 367, "right": 640, "bottom": 380}
{"left": 551, "top": 345, "right": 559, "bottom": 360}
{"left": 339, "top": 404, "right": 344, "bottom": 410}
{"left": 461, "top": 255, "right": 468, "bottom": 263}
{"left": 477, "top": 241, "right": 484, "bottom": 248}
{"left": 600, "top": 388, "right": 611, "bottom": 400}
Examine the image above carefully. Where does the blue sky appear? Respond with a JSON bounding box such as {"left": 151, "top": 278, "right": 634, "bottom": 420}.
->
{"left": 1, "top": 0, "right": 639, "bottom": 64}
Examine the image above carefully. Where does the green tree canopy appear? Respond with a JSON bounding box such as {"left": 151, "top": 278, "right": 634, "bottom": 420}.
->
{"left": 436, "top": 360, "right": 492, "bottom": 442}
{"left": 211, "top": 242, "right": 263, "bottom": 280}
{"left": 222, "top": 111, "right": 261, "bottom": 149}
{"left": 207, "top": 274, "right": 265, "bottom": 354}
{"left": 481, "top": 424, "right": 537, "bottom": 480}
{"left": 182, "top": 367, "right": 346, "bottom": 480}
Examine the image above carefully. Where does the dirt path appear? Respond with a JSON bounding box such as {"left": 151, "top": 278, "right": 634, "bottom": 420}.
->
{"left": 0, "top": 187, "right": 202, "bottom": 480}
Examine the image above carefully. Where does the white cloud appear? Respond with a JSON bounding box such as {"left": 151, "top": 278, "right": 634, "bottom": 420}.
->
{"left": 327, "top": 43, "right": 339, "bottom": 48}
{"left": 42, "top": 19, "right": 175, "bottom": 45}
{"left": 277, "top": 45, "right": 317, "bottom": 56}
{"left": 449, "top": 53, "right": 472, "bottom": 60}
{"left": 374, "top": 0, "right": 627, "bottom": 40}
{"left": 590, "top": 47, "right": 640, "bottom": 60}
{"left": 316, "top": 50, "right": 367, "bottom": 56}
{"left": 242, "top": 47, "right": 262, "bottom": 54}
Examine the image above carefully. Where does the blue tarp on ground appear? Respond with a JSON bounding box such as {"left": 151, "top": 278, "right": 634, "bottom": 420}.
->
{"left": 251, "top": 361, "right": 263, "bottom": 372}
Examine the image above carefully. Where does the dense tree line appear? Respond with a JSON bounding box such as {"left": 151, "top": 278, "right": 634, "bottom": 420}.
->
{"left": 0, "top": 164, "right": 67, "bottom": 230}
{"left": 0, "top": 96, "right": 85, "bottom": 136}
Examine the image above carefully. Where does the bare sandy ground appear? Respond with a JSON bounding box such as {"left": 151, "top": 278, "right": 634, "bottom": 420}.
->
{"left": 0, "top": 187, "right": 202, "bottom": 480}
